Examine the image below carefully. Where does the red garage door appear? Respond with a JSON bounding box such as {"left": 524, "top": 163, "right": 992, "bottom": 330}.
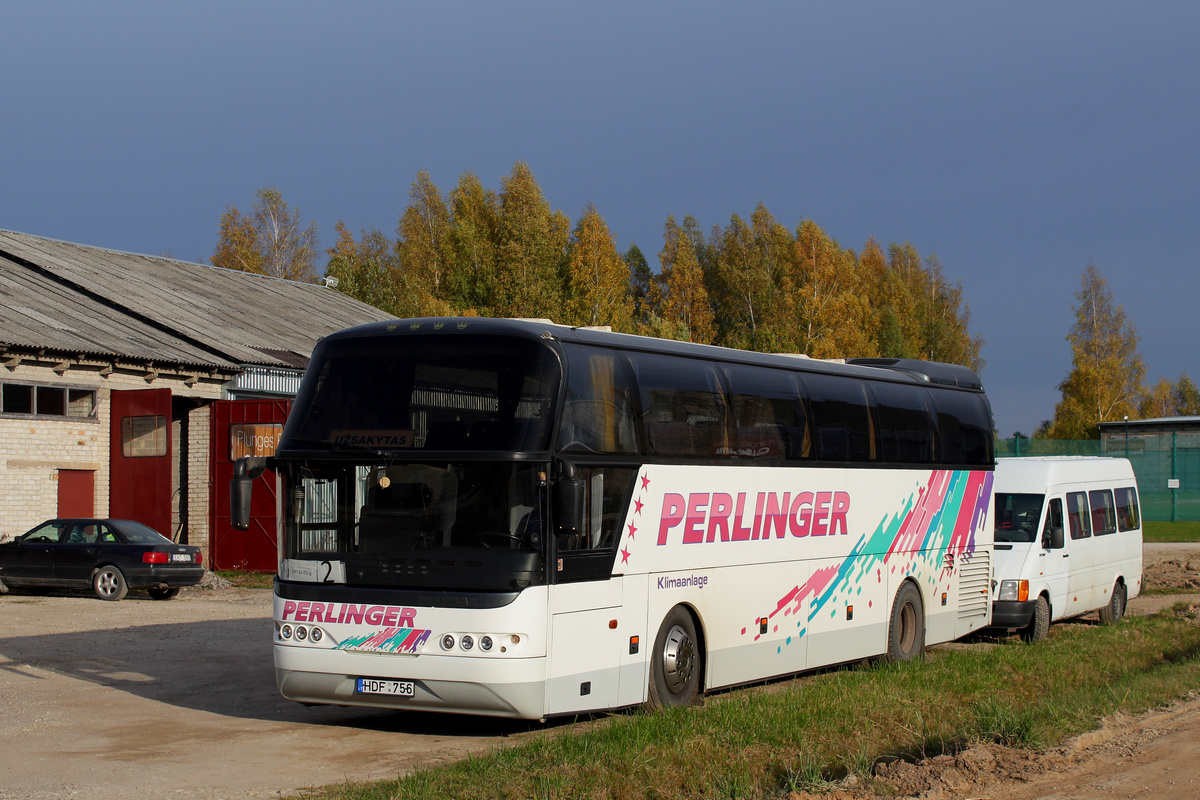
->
{"left": 210, "top": 399, "right": 290, "bottom": 571}
{"left": 110, "top": 388, "right": 173, "bottom": 537}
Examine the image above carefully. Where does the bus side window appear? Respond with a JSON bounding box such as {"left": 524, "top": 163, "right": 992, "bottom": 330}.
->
{"left": 1065, "top": 491, "right": 1090, "bottom": 539}
{"left": 870, "top": 383, "right": 936, "bottom": 464}
{"left": 722, "top": 363, "right": 809, "bottom": 462}
{"left": 804, "top": 373, "right": 877, "bottom": 462}
{"left": 930, "top": 390, "right": 993, "bottom": 466}
{"left": 628, "top": 353, "right": 731, "bottom": 459}
{"left": 557, "top": 346, "right": 638, "bottom": 454}
{"left": 1115, "top": 486, "right": 1140, "bottom": 531}
{"left": 1042, "top": 497, "right": 1065, "bottom": 549}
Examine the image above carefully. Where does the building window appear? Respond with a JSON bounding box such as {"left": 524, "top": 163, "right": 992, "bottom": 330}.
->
{"left": 1, "top": 383, "right": 97, "bottom": 419}
{"left": 122, "top": 415, "right": 168, "bottom": 457}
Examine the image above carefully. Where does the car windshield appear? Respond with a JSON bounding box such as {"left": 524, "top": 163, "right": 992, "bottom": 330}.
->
{"left": 116, "top": 521, "right": 173, "bottom": 544}
{"left": 994, "top": 493, "right": 1045, "bottom": 543}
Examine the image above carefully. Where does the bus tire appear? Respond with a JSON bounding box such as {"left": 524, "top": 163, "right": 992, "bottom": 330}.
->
{"left": 1098, "top": 581, "right": 1126, "bottom": 625}
{"left": 887, "top": 582, "right": 925, "bottom": 662}
{"left": 647, "top": 606, "right": 702, "bottom": 710}
{"left": 1021, "top": 595, "right": 1051, "bottom": 642}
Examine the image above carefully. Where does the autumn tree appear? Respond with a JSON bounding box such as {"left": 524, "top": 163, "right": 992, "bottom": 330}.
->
{"left": 563, "top": 204, "right": 634, "bottom": 329}
{"left": 1174, "top": 375, "right": 1200, "bottom": 415}
{"left": 790, "top": 220, "right": 875, "bottom": 358}
{"left": 212, "top": 187, "right": 319, "bottom": 282}
{"left": 446, "top": 171, "right": 500, "bottom": 314}
{"left": 649, "top": 215, "right": 714, "bottom": 343}
{"left": 397, "top": 170, "right": 453, "bottom": 301}
{"left": 324, "top": 221, "right": 406, "bottom": 315}
{"left": 493, "top": 162, "right": 568, "bottom": 319}
{"left": 1049, "top": 265, "right": 1146, "bottom": 439}
{"left": 625, "top": 243, "right": 653, "bottom": 327}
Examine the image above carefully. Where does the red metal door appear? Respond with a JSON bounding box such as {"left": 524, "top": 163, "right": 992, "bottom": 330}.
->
{"left": 210, "top": 399, "right": 290, "bottom": 571}
{"left": 57, "top": 470, "right": 95, "bottom": 518}
{"left": 110, "top": 388, "right": 173, "bottom": 536}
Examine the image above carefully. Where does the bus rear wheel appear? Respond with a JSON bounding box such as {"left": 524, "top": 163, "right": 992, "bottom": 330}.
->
{"left": 887, "top": 582, "right": 925, "bottom": 662}
{"left": 647, "top": 606, "right": 702, "bottom": 710}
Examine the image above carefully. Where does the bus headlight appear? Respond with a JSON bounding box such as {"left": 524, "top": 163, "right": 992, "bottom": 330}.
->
{"left": 998, "top": 580, "right": 1029, "bottom": 602}
{"left": 280, "top": 624, "right": 293, "bottom": 640}
{"left": 441, "top": 634, "right": 456, "bottom": 651}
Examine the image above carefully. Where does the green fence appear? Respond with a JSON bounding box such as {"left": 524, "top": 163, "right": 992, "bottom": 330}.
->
{"left": 995, "top": 435, "right": 1200, "bottom": 522}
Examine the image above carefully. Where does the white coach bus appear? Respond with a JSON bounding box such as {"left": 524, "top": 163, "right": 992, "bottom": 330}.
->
{"left": 232, "top": 318, "right": 995, "bottom": 720}
{"left": 991, "top": 456, "right": 1142, "bottom": 640}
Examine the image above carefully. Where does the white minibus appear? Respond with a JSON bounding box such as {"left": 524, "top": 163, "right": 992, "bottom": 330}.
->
{"left": 992, "top": 456, "right": 1142, "bottom": 640}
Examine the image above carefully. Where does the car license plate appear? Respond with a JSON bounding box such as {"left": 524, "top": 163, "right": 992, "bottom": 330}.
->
{"left": 357, "top": 678, "right": 415, "bottom": 697}
{"left": 171, "top": 553, "right": 192, "bottom": 563}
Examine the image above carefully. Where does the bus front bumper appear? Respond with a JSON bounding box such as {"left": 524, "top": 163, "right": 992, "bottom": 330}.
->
{"left": 274, "top": 645, "right": 548, "bottom": 720}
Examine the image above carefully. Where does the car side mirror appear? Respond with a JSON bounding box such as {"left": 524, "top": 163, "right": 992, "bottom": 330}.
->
{"left": 231, "top": 457, "right": 268, "bottom": 530}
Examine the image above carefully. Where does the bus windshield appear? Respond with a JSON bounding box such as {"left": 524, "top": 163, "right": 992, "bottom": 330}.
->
{"left": 994, "top": 492, "right": 1044, "bottom": 543}
{"left": 285, "top": 460, "right": 546, "bottom": 592}
{"left": 282, "top": 333, "right": 560, "bottom": 453}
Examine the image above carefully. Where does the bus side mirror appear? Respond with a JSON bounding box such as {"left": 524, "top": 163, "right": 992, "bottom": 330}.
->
{"left": 231, "top": 457, "right": 268, "bottom": 530}
{"left": 553, "top": 461, "right": 585, "bottom": 538}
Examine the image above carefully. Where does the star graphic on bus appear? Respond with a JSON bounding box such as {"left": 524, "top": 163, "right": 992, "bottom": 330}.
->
{"left": 640, "top": 474, "right": 651, "bottom": 490}
{"left": 620, "top": 547, "right": 631, "bottom": 564}
{"left": 627, "top": 522, "right": 637, "bottom": 540}
{"left": 634, "top": 498, "right": 644, "bottom": 514}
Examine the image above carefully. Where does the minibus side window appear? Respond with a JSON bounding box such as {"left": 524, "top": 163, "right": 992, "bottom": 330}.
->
{"left": 1065, "top": 491, "right": 1091, "bottom": 540}
{"left": 1089, "top": 489, "right": 1117, "bottom": 535}
{"left": 1115, "top": 487, "right": 1141, "bottom": 531}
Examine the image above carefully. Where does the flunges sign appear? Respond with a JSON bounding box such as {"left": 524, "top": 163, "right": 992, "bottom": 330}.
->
{"left": 230, "top": 423, "right": 284, "bottom": 459}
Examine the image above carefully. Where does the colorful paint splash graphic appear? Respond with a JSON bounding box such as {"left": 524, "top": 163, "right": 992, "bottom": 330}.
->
{"left": 336, "top": 627, "right": 432, "bottom": 654}
{"left": 740, "top": 469, "right": 993, "bottom": 652}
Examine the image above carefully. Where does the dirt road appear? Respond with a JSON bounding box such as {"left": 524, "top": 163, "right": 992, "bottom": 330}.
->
{"left": 0, "top": 545, "right": 1197, "bottom": 800}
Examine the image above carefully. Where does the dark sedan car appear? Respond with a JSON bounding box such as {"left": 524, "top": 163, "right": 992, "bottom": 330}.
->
{"left": 0, "top": 519, "right": 204, "bottom": 601}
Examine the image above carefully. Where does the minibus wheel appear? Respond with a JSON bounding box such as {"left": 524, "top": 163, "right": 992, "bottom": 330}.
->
{"left": 887, "top": 582, "right": 925, "bottom": 662}
{"left": 648, "top": 606, "right": 702, "bottom": 709}
{"left": 1021, "top": 595, "right": 1051, "bottom": 642}
{"left": 1098, "top": 582, "right": 1127, "bottom": 625}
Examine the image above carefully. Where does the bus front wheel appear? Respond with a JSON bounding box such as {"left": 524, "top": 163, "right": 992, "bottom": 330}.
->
{"left": 887, "top": 582, "right": 925, "bottom": 662}
{"left": 648, "top": 606, "right": 702, "bottom": 709}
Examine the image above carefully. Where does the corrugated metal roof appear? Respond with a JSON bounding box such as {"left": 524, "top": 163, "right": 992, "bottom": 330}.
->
{"left": 0, "top": 230, "right": 393, "bottom": 370}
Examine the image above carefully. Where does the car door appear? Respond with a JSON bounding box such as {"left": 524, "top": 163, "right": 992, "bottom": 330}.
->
{"left": 1063, "top": 491, "right": 1095, "bottom": 616}
{"left": 53, "top": 522, "right": 104, "bottom": 587}
{"left": 5, "top": 522, "right": 68, "bottom": 585}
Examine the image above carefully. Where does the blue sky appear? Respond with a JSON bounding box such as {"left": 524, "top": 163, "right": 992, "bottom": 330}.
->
{"left": 3, "top": 2, "right": 1197, "bottom": 437}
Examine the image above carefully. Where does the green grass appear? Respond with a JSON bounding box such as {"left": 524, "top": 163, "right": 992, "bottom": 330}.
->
{"left": 303, "top": 612, "right": 1200, "bottom": 800}
{"left": 1143, "top": 520, "right": 1200, "bottom": 542}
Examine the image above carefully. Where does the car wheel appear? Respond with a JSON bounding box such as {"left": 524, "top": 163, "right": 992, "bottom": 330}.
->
{"left": 1098, "top": 582, "right": 1126, "bottom": 625}
{"left": 147, "top": 587, "right": 180, "bottom": 601}
{"left": 887, "top": 582, "right": 926, "bottom": 662}
{"left": 1021, "top": 595, "right": 1051, "bottom": 642}
{"left": 92, "top": 565, "right": 128, "bottom": 601}
{"left": 647, "top": 606, "right": 702, "bottom": 710}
